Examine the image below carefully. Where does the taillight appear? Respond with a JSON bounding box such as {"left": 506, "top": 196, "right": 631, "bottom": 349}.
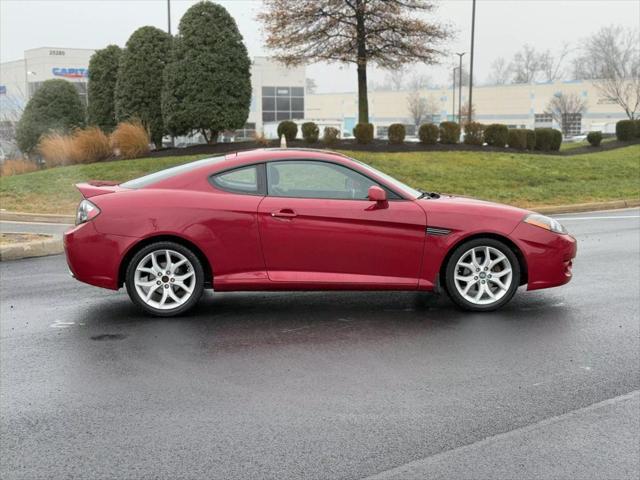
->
{"left": 76, "top": 199, "right": 100, "bottom": 225}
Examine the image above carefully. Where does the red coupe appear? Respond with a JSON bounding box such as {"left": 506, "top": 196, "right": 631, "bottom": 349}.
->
{"left": 64, "top": 148, "right": 577, "bottom": 316}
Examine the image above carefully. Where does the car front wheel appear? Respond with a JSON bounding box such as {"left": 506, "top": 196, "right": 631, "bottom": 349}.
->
{"left": 445, "top": 238, "right": 520, "bottom": 312}
{"left": 125, "top": 241, "right": 204, "bottom": 317}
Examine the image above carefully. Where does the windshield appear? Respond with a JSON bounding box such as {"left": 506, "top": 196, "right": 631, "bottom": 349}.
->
{"left": 120, "top": 156, "right": 225, "bottom": 189}
{"left": 350, "top": 158, "right": 422, "bottom": 199}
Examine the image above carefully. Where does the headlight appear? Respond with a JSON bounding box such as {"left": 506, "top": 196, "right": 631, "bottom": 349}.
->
{"left": 76, "top": 199, "right": 100, "bottom": 225}
{"left": 524, "top": 214, "right": 567, "bottom": 234}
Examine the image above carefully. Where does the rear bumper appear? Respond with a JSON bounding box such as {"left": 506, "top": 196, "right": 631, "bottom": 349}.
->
{"left": 510, "top": 223, "right": 577, "bottom": 291}
{"left": 64, "top": 222, "right": 135, "bottom": 290}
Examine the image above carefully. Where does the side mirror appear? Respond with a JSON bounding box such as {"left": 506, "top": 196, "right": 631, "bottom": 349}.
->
{"left": 368, "top": 185, "right": 387, "bottom": 202}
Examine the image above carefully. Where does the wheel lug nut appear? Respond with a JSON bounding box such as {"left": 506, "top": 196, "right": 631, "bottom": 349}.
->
{"left": 484, "top": 267, "right": 488, "bottom": 271}
{"left": 157, "top": 272, "right": 162, "bottom": 277}
{"left": 481, "top": 280, "right": 486, "bottom": 284}
{"left": 156, "top": 280, "right": 161, "bottom": 285}
{"left": 474, "top": 276, "right": 478, "bottom": 280}
{"left": 164, "top": 284, "right": 169, "bottom": 289}
{"left": 476, "top": 268, "right": 480, "bottom": 272}
{"left": 488, "top": 274, "right": 492, "bottom": 278}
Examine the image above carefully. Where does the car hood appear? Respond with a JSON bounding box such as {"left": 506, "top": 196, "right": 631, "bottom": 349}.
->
{"left": 418, "top": 194, "right": 532, "bottom": 229}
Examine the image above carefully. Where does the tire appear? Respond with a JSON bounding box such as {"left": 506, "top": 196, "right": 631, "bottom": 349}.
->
{"left": 444, "top": 238, "right": 520, "bottom": 312}
{"left": 125, "top": 241, "right": 205, "bottom": 317}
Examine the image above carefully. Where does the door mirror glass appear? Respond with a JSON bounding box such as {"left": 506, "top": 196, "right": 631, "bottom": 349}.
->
{"left": 368, "top": 185, "right": 387, "bottom": 202}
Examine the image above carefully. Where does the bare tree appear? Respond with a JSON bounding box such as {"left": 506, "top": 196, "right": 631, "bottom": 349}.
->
{"left": 407, "top": 73, "right": 432, "bottom": 91}
{"left": 539, "top": 43, "right": 571, "bottom": 82}
{"left": 384, "top": 66, "right": 409, "bottom": 91}
{"left": 407, "top": 91, "right": 438, "bottom": 127}
{"left": 545, "top": 92, "right": 588, "bottom": 135}
{"left": 488, "top": 57, "right": 511, "bottom": 85}
{"left": 449, "top": 65, "right": 469, "bottom": 86}
{"left": 574, "top": 25, "right": 639, "bottom": 119}
{"left": 258, "top": 0, "right": 452, "bottom": 124}
{"left": 511, "top": 44, "right": 543, "bottom": 83}
{"left": 460, "top": 101, "right": 475, "bottom": 124}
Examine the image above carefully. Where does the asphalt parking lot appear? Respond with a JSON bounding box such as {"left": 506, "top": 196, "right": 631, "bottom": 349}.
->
{"left": 1, "top": 209, "right": 639, "bottom": 479}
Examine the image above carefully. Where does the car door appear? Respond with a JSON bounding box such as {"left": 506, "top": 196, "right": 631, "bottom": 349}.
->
{"left": 257, "top": 160, "right": 427, "bottom": 287}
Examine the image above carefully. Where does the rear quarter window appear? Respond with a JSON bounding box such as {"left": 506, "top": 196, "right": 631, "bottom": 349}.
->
{"left": 120, "top": 156, "right": 225, "bottom": 189}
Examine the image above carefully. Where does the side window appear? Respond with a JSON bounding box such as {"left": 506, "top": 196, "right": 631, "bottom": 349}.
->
{"left": 212, "top": 165, "right": 259, "bottom": 194}
{"left": 267, "top": 161, "right": 383, "bottom": 200}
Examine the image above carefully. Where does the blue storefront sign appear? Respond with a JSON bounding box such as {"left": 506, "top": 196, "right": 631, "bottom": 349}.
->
{"left": 52, "top": 67, "right": 89, "bottom": 79}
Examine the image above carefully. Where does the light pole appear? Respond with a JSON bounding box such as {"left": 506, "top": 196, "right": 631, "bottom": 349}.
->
{"left": 468, "top": 0, "right": 477, "bottom": 123}
{"left": 456, "top": 52, "right": 466, "bottom": 124}
{"left": 452, "top": 67, "right": 457, "bottom": 123}
{"left": 167, "top": 0, "right": 171, "bottom": 35}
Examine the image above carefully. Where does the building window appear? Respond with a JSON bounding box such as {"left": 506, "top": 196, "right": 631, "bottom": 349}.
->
{"left": 562, "top": 113, "right": 582, "bottom": 136}
{"left": 235, "top": 122, "right": 256, "bottom": 141}
{"left": 262, "top": 86, "right": 304, "bottom": 123}
{"left": 534, "top": 113, "right": 553, "bottom": 125}
{"left": 376, "top": 126, "right": 389, "bottom": 139}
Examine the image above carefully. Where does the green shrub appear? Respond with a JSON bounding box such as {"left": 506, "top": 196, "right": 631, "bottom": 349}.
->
{"left": 353, "top": 123, "right": 374, "bottom": 144}
{"left": 418, "top": 123, "right": 439, "bottom": 145}
{"left": 534, "top": 128, "right": 562, "bottom": 151}
{"left": 634, "top": 120, "right": 640, "bottom": 138}
{"left": 277, "top": 120, "right": 298, "bottom": 142}
{"left": 16, "top": 79, "right": 86, "bottom": 153}
{"left": 586, "top": 131, "right": 603, "bottom": 147}
{"left": 323, "top": 126, "right": 340, "bottom": 146}
{"left": 463, "top": 122, "right": 484, "bottom": 145}
{"left": 439, "top": 121, "right": 460, "bottom": 144}
{"left": 483, "top": 123, "right": 509, "bottom": 147}
{"left": 616, "top": 120, "right": 636, "bottom": 141}
{"left": 301, "top": 122, "right": 319, "bottom": 143}
{"left": 507, "top": 129, "right": 528, "bottom": 150}
{"left": 525, "top": 129, "right": 536, "bottom": 150}
{"left": 388, "top": 123, "right": 406, "bottom": 144}
{"left": 550, "top": 129, "right": 562, "bottom": 151}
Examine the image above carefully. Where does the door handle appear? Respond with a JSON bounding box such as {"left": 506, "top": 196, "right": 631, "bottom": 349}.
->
{"left": 271, "top": 208, "right": 297, "bottom": 218}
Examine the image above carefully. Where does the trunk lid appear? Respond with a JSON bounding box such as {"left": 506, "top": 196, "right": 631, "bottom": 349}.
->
{"left": 75, "top": 181, "right": 124, "bottom": 199}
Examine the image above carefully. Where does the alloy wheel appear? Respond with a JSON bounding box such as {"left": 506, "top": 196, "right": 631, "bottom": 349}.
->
{"left": 133, "top": 249, "right": 196, "bottom": 310}
{"left": 453, "top": 245, "right": 513, "bottom": 306}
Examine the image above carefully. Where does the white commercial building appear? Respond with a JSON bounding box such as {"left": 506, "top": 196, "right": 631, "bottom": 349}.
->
{"left": 0, "top": 47, "right": 630, "bottom": 146}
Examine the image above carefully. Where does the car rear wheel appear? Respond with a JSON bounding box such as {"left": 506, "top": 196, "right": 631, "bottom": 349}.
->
{"left": 445, "top": 238, "right": 520, "bottom": 312}
{"left": 125, "top": 241, "right": 204, "bottom": 317}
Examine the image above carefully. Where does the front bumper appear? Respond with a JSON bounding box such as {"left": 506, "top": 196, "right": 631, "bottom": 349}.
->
{"left": 510, "top": 222, "right": 577, "bottom": 291}
{"left": 64, "top": 222, "right": 135, "bottom": 290}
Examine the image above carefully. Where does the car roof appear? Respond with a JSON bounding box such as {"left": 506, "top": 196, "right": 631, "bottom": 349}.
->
{"left": 221, "top": 148, "right": 353, "bottom": 169}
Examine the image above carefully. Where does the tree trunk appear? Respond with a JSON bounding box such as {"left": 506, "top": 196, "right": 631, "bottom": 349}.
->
{"left": 355, "top": 0, "right": 369, "bottom": 124}
{"left": 208, "top": 130, "right": 218, "bottom": 144}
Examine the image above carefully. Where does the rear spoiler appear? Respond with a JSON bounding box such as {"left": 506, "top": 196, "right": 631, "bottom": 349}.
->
{"left": 76, "top": 181, "right": 122, "bottom": 199}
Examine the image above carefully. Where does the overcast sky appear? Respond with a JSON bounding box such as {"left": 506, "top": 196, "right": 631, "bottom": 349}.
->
{"left": 1, "top": 0, "right": 638, "bottom": 92}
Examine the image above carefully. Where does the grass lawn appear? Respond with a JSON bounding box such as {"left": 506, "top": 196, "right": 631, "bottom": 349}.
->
{"left": 559, "top": 136, "right": 616, "bottom": 151}
{"left": 1, "top": 146, "right": 639, "bottom": 215}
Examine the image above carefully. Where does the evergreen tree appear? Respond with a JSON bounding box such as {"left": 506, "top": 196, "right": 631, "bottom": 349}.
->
{"left": 162, "top": 1, "right": 251, "bottom": 144}
{"left": 16, "top": 79, "right": 85, "bottom": 153}
{"left": 87, "top": 45, "right": 122, "bottom": 132}
{"left": 115, "top": 26, "right": 171, "bottom": 148}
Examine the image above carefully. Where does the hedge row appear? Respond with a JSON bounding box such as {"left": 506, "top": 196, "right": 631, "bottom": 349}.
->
{"left": 615, "top": 119, "right": 640, "bottom": 141}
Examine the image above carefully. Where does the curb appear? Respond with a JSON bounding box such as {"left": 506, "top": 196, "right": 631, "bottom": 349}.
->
{"left": 0, "top": 235, "right": 63, "bottom": 261}
{"left": 533, "top": 199, "right": 640, "bottom": 215}
{"left": 0, "top": 211, "right": 74, "bottom": 224}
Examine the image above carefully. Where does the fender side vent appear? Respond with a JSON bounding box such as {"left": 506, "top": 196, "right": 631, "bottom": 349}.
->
{"left": 426, "top": 227, "right": 451, "bottom": 236}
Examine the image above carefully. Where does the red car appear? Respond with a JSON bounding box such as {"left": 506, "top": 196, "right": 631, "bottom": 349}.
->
{"left": 64, "top": 148, "right": 577, "bottom": 316}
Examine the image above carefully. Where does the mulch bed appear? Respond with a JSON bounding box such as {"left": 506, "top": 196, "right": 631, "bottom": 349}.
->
{"left": 147, "top": 138, "right": 639, "bottom": 159}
